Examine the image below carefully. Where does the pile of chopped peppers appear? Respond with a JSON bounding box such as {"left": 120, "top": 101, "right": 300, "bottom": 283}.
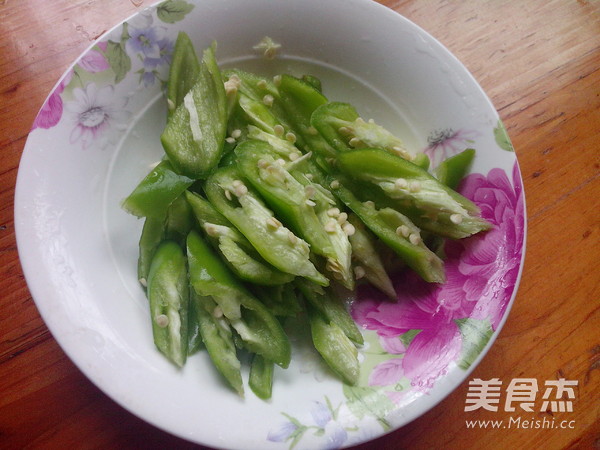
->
{"left": 121, "top": 33, "right": 492, "bottom": 399}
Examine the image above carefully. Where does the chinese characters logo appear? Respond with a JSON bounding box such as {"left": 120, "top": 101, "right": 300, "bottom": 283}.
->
{"left": 465, "top": 378, "right": 578, "bottom": 413}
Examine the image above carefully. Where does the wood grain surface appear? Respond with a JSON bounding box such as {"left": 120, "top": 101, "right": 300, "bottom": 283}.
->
{"left": 1, "top": 1, "right": 598, "bottom": 449}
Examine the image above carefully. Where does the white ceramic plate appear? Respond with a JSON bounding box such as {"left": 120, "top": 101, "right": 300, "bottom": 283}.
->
{"left": 15, "top": 0, "right": 526, "bottom": 448}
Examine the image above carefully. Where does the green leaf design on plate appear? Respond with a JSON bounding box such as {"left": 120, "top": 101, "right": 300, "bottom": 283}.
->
{"left": 399, "top": 329, "right": 421, "bottom": 347}
{"left": 342, "top": 385, "right": 394, "bottom": 431}
{"left": 157, "top": 0, "right": 195, "bottom": 23}
{"left": 120, "top": 21, "right": 130, "bottom": 43}
{"left": 494, "top": 119, "right": 514, "bottom": 152}
{"left": 455, "top": 317, "right": 494, "bottom": 370}
{"left": 358, "top": 331, "right": 395, "bottom": 386}
{"left": 280, "top": 412, "right": 309, "bottom": 449}
{"left": 105, "top": 40, "right": 131, "bottom": 84}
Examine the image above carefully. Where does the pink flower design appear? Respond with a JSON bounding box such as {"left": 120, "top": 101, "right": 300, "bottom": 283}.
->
{"left": 78, "top": 47, "right": 110, "bottom": 73}
{"left": 31, "top": 40, "right": 109, "bottom": 132}
{"left": 368, "top": 358, "right": 404, "bottom": 386}
{"left": 352, "top": 162, "right": 524, "bottom": 396}
{"left": 31, "top": 69, "right": 73, "bottom": 131}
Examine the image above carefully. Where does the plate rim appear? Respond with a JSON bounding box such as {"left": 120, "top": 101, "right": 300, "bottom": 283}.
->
{"left": 13, "top": 0, "right": 527, "bottom": 447}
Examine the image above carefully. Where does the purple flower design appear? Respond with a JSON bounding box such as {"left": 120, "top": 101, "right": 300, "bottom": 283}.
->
{"left": 352, "top": 162, "right": 524, "bottom": 396}
{"left": 140, "top": 37, "right": 173, "bottom": 69}
{"left": 127, "top": 26, "right": 163, "bottom": 59}
{"left": 138, "top": 44, "right": 173, "bottom": 87}
{"left": 126, "top": 16, "right": 173, "bottom": 87}
{"left": 424, "top": 128, "right": 479, "bottom": 168}
{"left": 268, "top": 400, "right": 348, "bottom": 448}
{"left": 267, "top": 421, "right": 298, "bottom": 443}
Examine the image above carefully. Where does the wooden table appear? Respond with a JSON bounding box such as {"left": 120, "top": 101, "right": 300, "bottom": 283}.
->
{"left": 1, "top": 1, "right": 598, "bottom": 448}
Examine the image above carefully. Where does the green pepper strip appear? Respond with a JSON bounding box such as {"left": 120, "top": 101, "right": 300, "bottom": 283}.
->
{"left": 330, "top": 176, "right": 446, "bottom": 283}
{"left": 164, "top": 192, "right": 195, "bottom": 246}
{"left": 236, "top": 141, "right": 331, "bottom": 254}
{"left": 222, "top": 69, "right": 293, "bottom": 138}
{"left": 288, "top": 161, "right": 355, "bottom": 290}
{"left": 347, "top": 213, "right": 396, "bottom": 299}
{"left": 246, "top": 125, "right": 300, "bottom": 159}
{"left": 336, "top": 148, "right": 492, "bottom": 239}
{"left": 187, "top": 292, "right": 203, "bottom": 356}
{"left": 249, "top": 353, "right": 274, "bottom": 400}
{"left": 306, "top": 302, "right": 360, "bottom": 386}
{"left": 301, "top": 74, "right": 322, "bottom": 93}
{"left": 137, "top": 193, "right": 194, "bottom": 285}
{"left": 166, "top": 31, "right": 201, "bottom": 118}
{"left": 205, "top": 165, "right": 328, "bottom": 286}
{"left": 435, "top": 148, "right": 476, "bottom": 190}
{"left": 146, "top": 241, "right": 189, "bottom": 367}
{"left": 277, "top": 74, "right": 334, "bottom": 157}
{"left": 122, "top": 159, "right": 194, "bottom": 219}
{"left": 423, "top": 148, "right": 478, "bottom": 257}
{"left": 192, "top": 289, "right": 244, "bottom": 396}
{"left": 186, "top": 230, "right": 291, "bottom": 368}
{"left": 237, "top": 139, "right": 355, "bottom": 288}
{"left": 185, "top": 190, "right": 294, "bottom": 286}
{"left": 296, "top": 279, "right": 363, "bottom": 345}
{"left": 310, "top": 102, "right": 414, "bottom": 160}
{"left": 137, "top": 216, "right": 165, "bottom": 285}
{"left": 161, "top": 45, "right": 227, "bottom": 178}
{"left": 249, "top": 284, "right": 303, "bottom": 318}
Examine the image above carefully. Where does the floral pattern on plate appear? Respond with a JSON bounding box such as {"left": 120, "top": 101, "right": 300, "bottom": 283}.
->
{"left": 268, "top": 131, "right": 524, "bottom": 449}
{"left": 31, "top": 0, "right": 195, "bottom": 149}
{"left": 21, "top": 1, "right": 525, "bottom": 448}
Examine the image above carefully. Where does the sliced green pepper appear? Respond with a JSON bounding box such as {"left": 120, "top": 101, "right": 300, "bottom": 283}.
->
{"left": 187, "top": 293, "right": 203, "bottom": 356}
{"left": 187, "top": 230, "right": 291, "bottom": 367}
{"left": 146, "top": 240, "right": 189, "bottom": 367}
{"left": 310, "top": 102, "right": 357, "bottom": 156}
{"left": 311, "top": 102, "right": 415, "bottom": 161}
{"left": 122, "top": 159, "right": 194, "bottom": 218}
{"left": 137, "top": 193, "right": 193, "bottom": 289}
{"left": 296, "top": 279, "right": 363, "bottom": 345}
{"left": 222, "top": 69, "right": 292, "bottom": 137}
{"left": 287, "top": 160, "right": 355, "bottom": 289}
{"left": 192, "top": 290, "right": 243, "bottom": 395}
{"left": 218, "top": 237, "right": 296, "bottom": 286}
{"left": 347, "top": 213, "right": 396, "bottom": 299}
{"left": 185, "top": 190, "right": 294, "bottom": 285}
{"left": 422, "top": 148, "right": 478, "bottom": 257}
{"left": 166, "top": 31, "right": 201, "bottom": 118}
{"left": 330, "top": 177, "right": 446, "bottom": 283}
{"left": 250, "top": 283, "right": 303, "bottom": 318}
{"left": 138, "top": 216, "right": 165, "bottom": 286}
{"left": 164, "top": 192, "right": 195, "bottom": 246}
{"left": 205, "top": 165, "right": 328, "bottom": 286}
{"left": 246, "top": 125, "right": 301, "bottom": 159}
{"left": 248, "top": 353, "right": 274, "bottom": 400}
{"left": 219, "top": 146, "right": 239, "bottom": 167}
{"left": 301, "top": 74, "right": 322, "bottom": 93}
{"left": 236, "top": 141, "right": 331, "bottom": 253}
{"left": 161, "top": 45, "right": 227, "bottom": 178}
{"left": 202, "top": 43, "right": 227, "bottom": 122}
{"left": 307, "top": 302, "right": 359, "bottom": 386}
{"left": 413, "top": 152, "right": 431, "bottom": 171}
{"left": 336, "top": 149, "right": 492, "bottom": 239}
{"left": 277, "top": 74, "right": 334, "bottom": 156}
{"left": 236, "top": 139, "right": 354, "bottom": 288}
{"left": 435, "top": 148, "right": 476, "bottom": 190}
